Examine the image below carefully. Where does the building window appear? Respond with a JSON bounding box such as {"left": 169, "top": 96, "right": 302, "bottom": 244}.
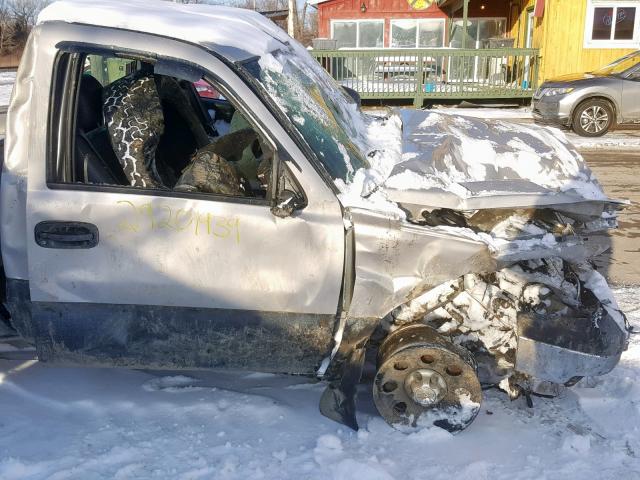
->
{"left": 359, "top": 21, "right": 384, "bottom": 47}
{"left": 390, "top": 19, "right": 445, "bottom": 48}
{"left": 331, "top": 20, "right": 384, "bottom": 48}
{"left": 449, "top": 18, "right": 506, "bottom": 48}
{"left": 391, "top": 19, "right": 417, "bottom": 47}
{"left": 332, "top": 21, "right": 357, "bottom": 48}
{"left": 418, "top": 19, "right": 446, "bottom": 47}
{"left": 585, "top": 1, "right": 640, "bottom": 48}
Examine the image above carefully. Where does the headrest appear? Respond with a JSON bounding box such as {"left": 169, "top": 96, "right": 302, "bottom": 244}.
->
{"left": 77, "top": 74, "right": 103, "bottom": 133}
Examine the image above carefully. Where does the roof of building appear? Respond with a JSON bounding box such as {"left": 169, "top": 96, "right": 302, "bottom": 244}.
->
{"left": 260, "top": 9, "right": 289, "bottom": 21}
{"left": 37, "top": 0, "right": 291, "bottom": 62}
{"left": 310, "top": 0, "right": 449, "bottom": 6}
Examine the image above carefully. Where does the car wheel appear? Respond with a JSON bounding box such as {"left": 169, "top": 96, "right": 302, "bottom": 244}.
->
{"left": 572, "top": 99, "right": 614, "bottom": 137}
{"left": 373, "top": 324, "right": 482, "bottom": 432}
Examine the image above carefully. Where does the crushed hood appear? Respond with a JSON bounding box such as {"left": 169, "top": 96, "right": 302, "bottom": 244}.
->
{"left": 380, "top": 109, "right": 619, "bottom": 214}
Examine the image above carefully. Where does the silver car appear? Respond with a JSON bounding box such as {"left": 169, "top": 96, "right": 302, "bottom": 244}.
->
{"left": 532, "top": 51, "right": 640, "bottom": 136}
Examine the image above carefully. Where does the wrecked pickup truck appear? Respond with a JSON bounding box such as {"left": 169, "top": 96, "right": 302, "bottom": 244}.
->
{"left": 0, "top": 0, "right": 630, "bottom": 433}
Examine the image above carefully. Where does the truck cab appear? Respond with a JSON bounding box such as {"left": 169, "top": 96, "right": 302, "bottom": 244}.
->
{"left": 0, "top": 0, "right": 629, "bottom": 433}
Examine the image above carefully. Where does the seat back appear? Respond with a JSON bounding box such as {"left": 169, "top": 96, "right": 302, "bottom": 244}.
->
{"left": 74, "top": 75, "right": 127, "bottom": 185}
{"left": 103, "top": 72, "right": 165, "bottom": 188}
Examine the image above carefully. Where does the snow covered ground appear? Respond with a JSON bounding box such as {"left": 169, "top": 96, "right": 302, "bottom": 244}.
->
{"left": 564, "top": 132, "right": 640, "bottom": 150}
{"left": 430, "top": 106, "right": 533, "bottom": 120}
{"left": 0, "top": 286, "right": 638, "bottom": 480}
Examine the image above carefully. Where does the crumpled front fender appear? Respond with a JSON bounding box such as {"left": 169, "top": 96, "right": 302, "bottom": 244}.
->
{"left": 346, "top": 208, "right": 496, "bottom": 320}
{"left": 319, "top": 208, "right": 495, "bottom": 429}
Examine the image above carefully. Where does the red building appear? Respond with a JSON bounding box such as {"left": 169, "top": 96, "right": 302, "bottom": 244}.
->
{"left": 313, "top": 0, "right": 512, "bottom": 49}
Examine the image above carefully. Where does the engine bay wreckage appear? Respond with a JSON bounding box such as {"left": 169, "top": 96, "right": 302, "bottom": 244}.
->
{"left": 320, "top": 110, "right": 629, "bottom": 432}
{"left": 2, "top": 1, "right": 630, "bottom": 435}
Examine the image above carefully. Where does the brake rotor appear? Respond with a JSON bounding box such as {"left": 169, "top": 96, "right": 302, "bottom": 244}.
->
{"left": 373, "top": 324, "right": 482, "bottom": 432}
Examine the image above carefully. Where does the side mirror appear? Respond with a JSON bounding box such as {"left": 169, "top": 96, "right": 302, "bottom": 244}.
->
{"left": 271, "top": 189, "right": 302, "bottom": 218}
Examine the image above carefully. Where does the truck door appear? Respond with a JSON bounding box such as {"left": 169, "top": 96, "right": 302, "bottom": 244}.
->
{"left": 25, "top": 32, "right": 345, "bottom": 374}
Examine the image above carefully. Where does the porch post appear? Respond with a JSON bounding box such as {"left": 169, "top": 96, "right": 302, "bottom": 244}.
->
{"left": 461, "top": 0, "right": 469, "bottom": 48}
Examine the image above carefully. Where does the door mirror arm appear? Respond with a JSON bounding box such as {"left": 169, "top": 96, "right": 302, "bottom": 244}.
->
{"left": 270, "top": 156, "right": 306, "bottom": 218}
{"left": 271, "top": 189, "right": 301, "bottom": 218}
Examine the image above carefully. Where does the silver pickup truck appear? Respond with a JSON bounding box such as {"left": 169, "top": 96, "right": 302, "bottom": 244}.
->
{"left": 0, "top": 0, "right": 629, "bottom": 433}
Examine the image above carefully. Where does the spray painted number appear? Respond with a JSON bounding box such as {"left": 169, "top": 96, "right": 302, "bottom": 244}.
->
{"left": 116, "top": 200, "right": 240, "bottom": 243}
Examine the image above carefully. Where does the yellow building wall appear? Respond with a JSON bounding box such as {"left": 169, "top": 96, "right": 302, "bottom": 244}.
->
{"left": 510, "top": 0, "right": 636, "bottom": 81}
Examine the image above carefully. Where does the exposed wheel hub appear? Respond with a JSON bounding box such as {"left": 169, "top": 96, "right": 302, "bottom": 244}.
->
{"left": 373, "top": 324, "right": 482, "bottom": 432}
{"left": 405, "top": 369, "right": 447, "bottom": 406}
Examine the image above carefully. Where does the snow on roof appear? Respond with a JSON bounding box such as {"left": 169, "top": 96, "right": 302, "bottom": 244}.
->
{"left": 37, "top": 0, "right": 291, "bottom": 61}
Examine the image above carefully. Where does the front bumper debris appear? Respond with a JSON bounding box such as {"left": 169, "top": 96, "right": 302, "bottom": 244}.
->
{"left": 516, "top": 308, "right": 628, "bottom": 383}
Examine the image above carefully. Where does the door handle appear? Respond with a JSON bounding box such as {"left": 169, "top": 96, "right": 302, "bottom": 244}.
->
{"left": 34, "top": 221, "right": 99, "bottom": 249}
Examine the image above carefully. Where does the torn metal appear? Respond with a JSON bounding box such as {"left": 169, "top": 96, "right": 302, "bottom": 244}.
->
{"left": 320, "top": 111, "right": 629, "bottom": 429}
{"left": 1, "top": 1, "right": 629, "bottom": 434}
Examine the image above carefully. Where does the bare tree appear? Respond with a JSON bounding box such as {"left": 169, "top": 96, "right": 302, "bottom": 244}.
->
{"left": 233, "top": 0, "right": 316, "bottom": 44}
{"left": 9, "top": 0, "right": 48, "bottom": 29}
{"left": 298, "top": 6, "right": 317, "bottom": 46}
{"left": 0, "top": 0, "right": 14, "bottom": 53}
{"left": 0, "top": 0, "right": 47, "bottom": 55}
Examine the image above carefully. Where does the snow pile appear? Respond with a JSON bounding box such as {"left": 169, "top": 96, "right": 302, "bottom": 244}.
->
{"left": 433, "top": 106, "right": 533, "bottom": 120}
{"left": 568, "top": 133, "right": 640, "bottom": 151}
{"left": 38, "top": 0, "right": 289, "bottom": 60}
{"left": 411, "top": 392, "right": 481, "bottom": 432}
{"left": 390, "top": 109, "right": 607, "bottom": 201}
{"left": 142, "top": 374, "right": 203, "bottom": 393}
{"left": 431, "top": 106, "right": 640, "bottom": 152}
{"left": 332, "top": 114, "right": 404, "bottom": 217}
{"left": 0, "top": 287, "right": 638, "bottom": 479}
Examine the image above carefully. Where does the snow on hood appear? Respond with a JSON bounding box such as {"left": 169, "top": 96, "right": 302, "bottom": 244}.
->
{"left": 386, "top": 109, "right": 607, "bottom": 203}
{"left": 333, "top": 113, "right": 405, "bottom": 217}
{"left": 337, "top": 109, "right": 611, "bottom": 218}
{"left": 332, "top": 110, "right": 624, "bottom": 260}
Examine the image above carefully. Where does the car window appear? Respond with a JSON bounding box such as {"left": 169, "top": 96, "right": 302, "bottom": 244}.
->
{"left": 84, "top": 55, "right": 139, "bottom": 85}
{"left": 53, "top": 52, "right": 274, "bottom": 202}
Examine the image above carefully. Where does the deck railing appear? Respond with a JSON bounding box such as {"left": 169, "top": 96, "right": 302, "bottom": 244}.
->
{"left": 311, "top": 47, "right": 541, "bottom": 107}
